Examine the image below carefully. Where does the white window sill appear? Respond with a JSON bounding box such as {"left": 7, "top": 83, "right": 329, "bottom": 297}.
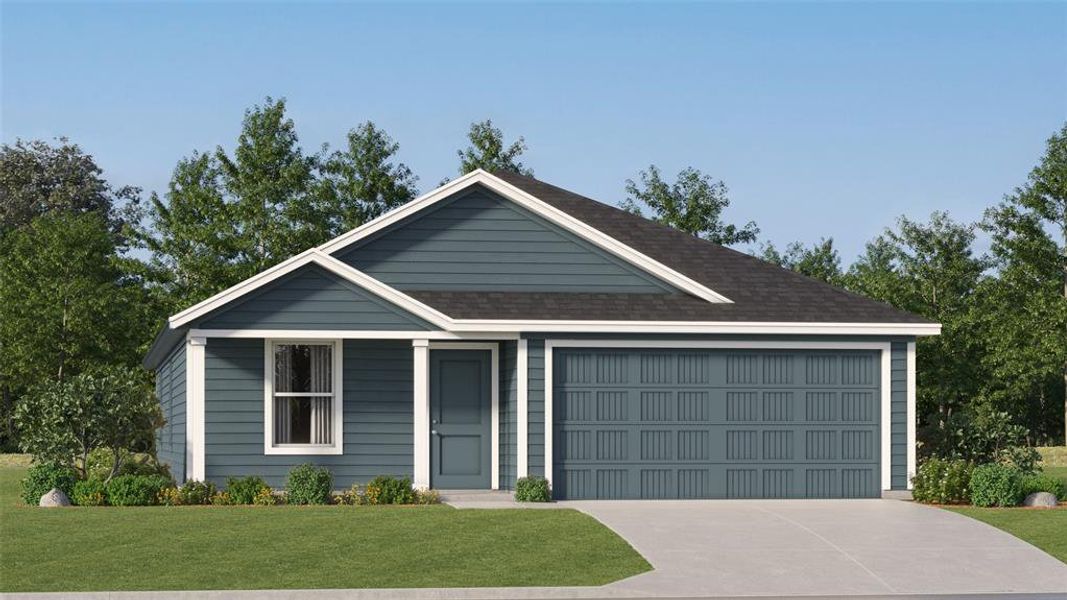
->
{"left": 264, "top": 444, "right": 343, "bottom": 456}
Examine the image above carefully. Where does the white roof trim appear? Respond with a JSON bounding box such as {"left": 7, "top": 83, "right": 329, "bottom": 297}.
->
{"left": 446, "top": 319, "right": 942, "bottom": 336}
{"left": 316, "top": 169, "right": 733, "bottom": 304}
{"left": 168, "top": 249, "right": 453, "bottom": 330}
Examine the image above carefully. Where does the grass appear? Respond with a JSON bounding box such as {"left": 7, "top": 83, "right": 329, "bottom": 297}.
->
{"left": 0, "top": 464, "right": 650, "bottom": 592}
{"left": 946, "top": 507, "right": 1067, "bottom": 564}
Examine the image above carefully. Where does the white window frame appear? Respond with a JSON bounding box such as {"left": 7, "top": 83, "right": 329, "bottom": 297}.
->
{"left": 263, "top": 339, "right": 344, "bottom": 455}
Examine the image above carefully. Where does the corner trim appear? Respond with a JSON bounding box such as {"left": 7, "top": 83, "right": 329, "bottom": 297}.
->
{"left": 517, "top": 339, "right": 529, "bottom": 479}
{"left": 906, "top": 341, "right": 917, "bottom": 490}
{"left": 185, "top": 336, "right": 206, "bottom": 482}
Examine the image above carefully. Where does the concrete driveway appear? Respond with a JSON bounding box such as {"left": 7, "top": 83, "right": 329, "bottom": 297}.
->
{"left": 564, "top": 499, "right": 1067, "bottom": 597}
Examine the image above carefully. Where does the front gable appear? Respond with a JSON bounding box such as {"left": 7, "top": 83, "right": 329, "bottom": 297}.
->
{"left": 333, "top": 186, "right": 680, "bottom": 294}
{"left": 195, "top": 264, "right": 434, "bottom": 331}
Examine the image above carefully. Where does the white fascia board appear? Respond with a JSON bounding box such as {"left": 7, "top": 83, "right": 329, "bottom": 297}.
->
{"left": 188, "top": 329, "right": 519, "bottom": 341}
{"left": 448, "top": 320, "right": 943, "bottom": 337}
{"left": 316, "top": 169, "right": 732, "bottom": 305}
{"left": 169, "top": 250, "right": 453, "bottom": 330}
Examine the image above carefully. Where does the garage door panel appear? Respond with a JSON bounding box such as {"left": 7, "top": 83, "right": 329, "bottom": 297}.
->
{"left": 554, "top": 348, "right": 881, "bottom": 499}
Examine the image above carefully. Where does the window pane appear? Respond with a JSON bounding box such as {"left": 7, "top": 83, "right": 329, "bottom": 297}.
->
{"left": 274, "top": 396, "right": 333, "bottom": 445}
{"left": 274, "top": 344, "right": 332, "bottom": 393}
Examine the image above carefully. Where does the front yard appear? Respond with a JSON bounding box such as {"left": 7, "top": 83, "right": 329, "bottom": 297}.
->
{"left": 0, "top": 460, "right": 650, "bottom": 592}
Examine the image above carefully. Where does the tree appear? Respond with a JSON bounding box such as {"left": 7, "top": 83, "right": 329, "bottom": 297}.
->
{"left": 621, "top": 165, "right": 759, "bottom": 245}
{"left": 456, "top": 119, "right": 532, "bottom": 176}
{"left": 14, "top": 366, "right": 161, "bottom": 480}
{"left": 845, "top": 212, "right": 989, "bottom": 454}
{"left": 0, "top": 138, "right": 141, "bottom": 241}
{"left": 316, "top": 121, "right": 419, "bottom": 234}
{"left": 759, "top": 238, "right": 842, "bottom": 284}
{"left": 0, "top": 212, "right": 156, "bottom": 388}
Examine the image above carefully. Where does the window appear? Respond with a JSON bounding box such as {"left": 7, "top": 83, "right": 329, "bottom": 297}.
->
{"left": 265, "top": 340, "right": 343, "bottom": 455}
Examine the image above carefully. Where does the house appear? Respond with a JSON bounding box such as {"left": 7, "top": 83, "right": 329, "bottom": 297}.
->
{"left": 143, "top": 169, "right": 939, "bottom": 499}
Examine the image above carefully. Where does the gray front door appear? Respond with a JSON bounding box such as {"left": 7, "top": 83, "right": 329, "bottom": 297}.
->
{"left": 430, "top": 349, "right": 492, "bottom": 489}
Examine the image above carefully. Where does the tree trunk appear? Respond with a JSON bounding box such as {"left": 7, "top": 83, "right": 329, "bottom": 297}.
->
{"left": 2, "top": 383, "right": 11, "bottom": 448}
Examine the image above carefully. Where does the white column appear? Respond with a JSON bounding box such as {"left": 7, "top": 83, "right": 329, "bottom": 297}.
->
{"left": 490, "top": 346, "right": 500, "bottom": 490}
{"left": 516, "top": 339, "right": 529, "bottom": 478}
{"left": 412, "top": 339, "right": 430, "bottom": 489}
{"left": 880, "top": 344, "right": 892, "bottom": 491}
{"left": 544, "top": 342, "right": 553, "bottom": 486}
{"left": 906, "top": 341, "right": 917, "bottom": 490}
{"left": 186, "top": 336, "right": 207, "bottom": 482}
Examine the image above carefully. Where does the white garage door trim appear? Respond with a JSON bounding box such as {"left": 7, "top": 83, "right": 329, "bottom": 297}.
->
{"left": 544, "top": 340, "right": 895, "bottom": 491}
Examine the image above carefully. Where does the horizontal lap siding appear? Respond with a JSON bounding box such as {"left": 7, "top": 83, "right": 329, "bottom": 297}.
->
{"left": 337, "top": 189, "right": 675, "bottom": 294}
{"left": 197, "top": 265, "right": 432, "bottom": 331}
{"left": 527, "top": 338, "right": 546, "bottom": 477}
{"left": 499, "top": 341, "right": 518, "bottom": 490}
{"left": 155, "top": 344, "right": 186, "bottom": 482}
{"left": 204, "top": 338, "right": 414, "bottom": 488}
{"left": 891, "top": 341, "right": 908, "bottom": 490}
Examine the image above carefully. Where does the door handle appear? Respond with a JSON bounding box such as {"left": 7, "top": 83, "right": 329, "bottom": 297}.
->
{"left": 431, "top": 430, "right": 438, "bottom": 436}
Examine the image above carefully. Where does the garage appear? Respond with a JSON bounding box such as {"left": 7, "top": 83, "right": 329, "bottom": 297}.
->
{"left": 552, "top": 347, "right": 882, "bottom": 499}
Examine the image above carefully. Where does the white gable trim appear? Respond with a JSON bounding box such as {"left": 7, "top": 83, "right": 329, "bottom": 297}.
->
{"left": 316, "top": 170, "right": 733, "bottom": 304}
{"left": 168, "top": 249, "right": 453, "bottom": 330}
{"left": 446, "top": 319, "right": 942, "bottom": 337}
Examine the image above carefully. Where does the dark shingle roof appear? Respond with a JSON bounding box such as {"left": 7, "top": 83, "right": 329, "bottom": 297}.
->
{"left": 410, "top": 170, "right": 929, "bottom": 324}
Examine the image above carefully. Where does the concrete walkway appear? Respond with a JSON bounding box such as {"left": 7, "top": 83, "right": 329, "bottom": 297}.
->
{"left": 566, "top": 499, "right": 1067, "bottom": 597}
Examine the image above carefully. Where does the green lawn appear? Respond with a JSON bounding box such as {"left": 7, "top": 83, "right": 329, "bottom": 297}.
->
{"left": 0, "top": 465, "right": 650, "bottom": 592}
{"left": 946, "top": 507, "right": 1067, "bottom": 564}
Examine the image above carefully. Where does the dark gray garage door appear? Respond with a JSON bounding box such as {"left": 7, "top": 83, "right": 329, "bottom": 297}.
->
{"left": 553, "top": 348, "right": 881, "bottom": 499}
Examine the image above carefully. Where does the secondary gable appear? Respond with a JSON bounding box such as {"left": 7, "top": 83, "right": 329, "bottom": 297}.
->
{"left": 195, "top": 264, "right": 434, "bottom": 330}
{"left": 333, "top": 186, "right": 679, "bottom": 294}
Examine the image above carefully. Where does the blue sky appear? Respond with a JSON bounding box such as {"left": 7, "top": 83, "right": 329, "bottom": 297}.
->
{"left": 3, "top": 2, "right": 1064, "bottom": 260}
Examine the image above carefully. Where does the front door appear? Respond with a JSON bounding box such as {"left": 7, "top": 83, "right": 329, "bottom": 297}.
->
{"left": 430, "top": 349, "right": 492, "bottom": 489}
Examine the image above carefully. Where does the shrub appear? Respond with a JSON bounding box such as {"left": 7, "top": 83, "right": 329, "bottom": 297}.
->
{"left": 924, "top": 406, "right": 1040, "bottom": 473}
{"left": 86, "top": 448, "right": 170, "bottom": 481}
{"left": 911, "top": 458, "right": 973, "bottom": 504}
{"left": 364, "top": 475, "right": 416, "bottom": 505}
{"left": 285, "top": 464, "right": 333, "bottom": 505}
{"left": 1021, "top": 473, "right": 1066, "bottom": 499}
{"left": 157, "top": 486, "right": 181, "bottom": 506}
{"left": 106, "top": 475, "right": 172, "bottom": 506}
{"left": 415, "top": 489, "right": 441, "bottom": 505}
{"left": 175, "top": 480, "right": 215, "bottom": 505}
{"left": 335, "top": 485, "right": 361, "bottom": 505}
{"left": 211, "top": 491, "right": 233, "bottom": 505}
{"left": 515, "top": 476, "right": 552, "bottom": 502}
{"left": 20, "top": 462, "right": 77, "bottom": 505}
{"left": 253, "top": 487, "right": 280, "bottom": 506}
{"left": 71, "top": 478, "right": 108, "bottom": 506}
{"left": 226, "top": 475, "right": 269, "bottom": 505}
{"left": 970, "top": 463, "right": 1024, "bottom": 507}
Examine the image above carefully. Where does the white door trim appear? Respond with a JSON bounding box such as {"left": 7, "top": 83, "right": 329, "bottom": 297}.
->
{"left": 542, "top": 339, "right": 895, "bottom": 492}
{"left": 425, "top": 341, "right": 500, "bottom": 490}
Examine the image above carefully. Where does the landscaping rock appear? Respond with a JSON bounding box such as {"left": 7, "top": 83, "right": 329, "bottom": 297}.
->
{"left": 1023, "top": 491, "right": 1058, "bottom": 508}
{"left": 39, "top": 488, "right": 71, "bottom": 507}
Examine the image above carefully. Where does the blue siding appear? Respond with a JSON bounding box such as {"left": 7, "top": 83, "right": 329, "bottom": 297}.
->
{"left": 499, "top": 341, "right": 518, "bottom": 490}
{"left": 527, "top": 338, "right": 546, "bottom": 478}
{"left": 890, "top": 341, "right": 909, "bottom": 490}
{"left": 196, "top": 264, "right": 433, "bottom": 331}
{"left": 335, "top": 188, "right": 676, "bottom": 294}
{"left": 155, "top": 343, "right": 186, "bottom": 482}
{"left": 203, "top": 338, "right": 414, "bottom": 488}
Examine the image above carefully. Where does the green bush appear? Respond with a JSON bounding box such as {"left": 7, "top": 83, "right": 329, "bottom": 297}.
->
{"left": 71, "top": 478, "right": 108, "bottom": 506}
{"left": 1021, "top": 472, "right": 1066, "bottom": 499}
{"left": 106, "top": 475, "right": 172, "bottom": 506}
{"left": 157, "top": 486, "right": 180, "bottom": 506}
{"left": 211, "top": 491, "right": 233, "bottom": 506}
{"left": 177, "top": 480, "right": 216, "bottom": 505}
{"left": 253, "top": 487, "right": 281, "bottom": 506}
{"left": 911, "top": 458, "right": 973, "bottom": 504}
{"left": 286, "top": 464, "right": 333, "bottom": 505}
{"left": 364, "top": 475, "right": 416, "bottom": 505}
{"left": 225, "top": 475, "right": 269, "bottom": 505}
{"left": 20, "top": 462, "right": 77, "bottom": 505}
{"left": 86, "top": 448, "right": 170, "bottom": 481}
{"left": 970, "top": 463, "right": 1024, "bottom": 507}
{"left": 515, "top": 476, "right": 552, "bottom": 502}
{"left": 415, "top": 489, "right": 441, "bottom": 505}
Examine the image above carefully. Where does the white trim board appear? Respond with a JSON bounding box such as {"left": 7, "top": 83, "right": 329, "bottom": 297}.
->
{"left": 542, "top": 339, "right": 896, "bottom": 492}
{"left": 317, "top": 169, "right": 732, "bottom": 305}
{"left": 516, "top": 339, "right": 529, "bottom": 479}
{"left": 449, "top": 321, "right": 941, "bottom": 336}
{"left": 185, "top": 336, "right": 206, "bottom": 482}
{"left": 189, "top": 329, "right": 518, "bottom": 341}
{"left": 906, "top": 341, "right": 917, "bottom": 490}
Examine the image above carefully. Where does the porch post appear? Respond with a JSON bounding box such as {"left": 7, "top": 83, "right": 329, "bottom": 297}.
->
{"left": 516, "top": 339, "right": 529, "bottom": 478}
{"left": 186, "top": 336, "right": 206, "bottom": 482}
{"left": 412, "top": 339, "right": 430, "bottom": 489}
{"left": 907, "top": 341, "right": 917, "bottom": 489}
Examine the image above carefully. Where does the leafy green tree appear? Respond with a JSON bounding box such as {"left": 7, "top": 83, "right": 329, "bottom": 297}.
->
{"left": 456, "top": 119, "right": 532, "bottom": 176}
{"left": 621, "top": 165, "right": 758, "bottom": 245}
{"left": 315, "top": 121, "right": 419, "bottom": 234}
{"left": 759, "top": 238, "right": 842, "bottom": 284}
{"left": 14, "top": 366, "right": 161, "bottom": 480}
{"left": 0, "top": 213, "right": 155, "bottom": 388}
{"left": 845, "top": 212, "right": 989, "bottom": 452}
{"left": 975, "top": 124, "right": 1067, "bottom": 443}
{"left": 0, "top": 138, "right": 141, "bottom": 238}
